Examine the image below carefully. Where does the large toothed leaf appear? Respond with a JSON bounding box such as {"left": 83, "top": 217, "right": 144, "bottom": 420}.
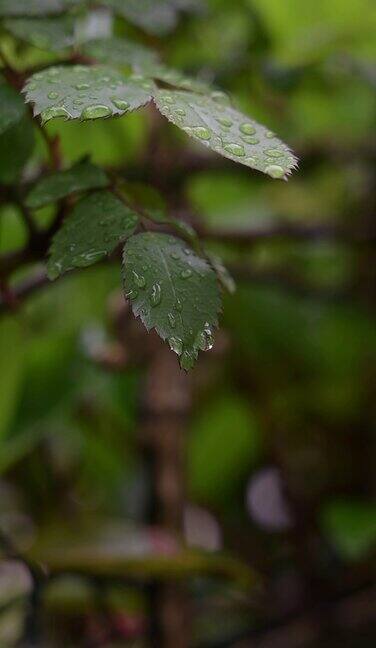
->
{"left": 26, "top": 160, "right": 109, "bottom": 209}
{"left": 154, "top": 89, "right": 298, "bottom": 179}
{"left": 122, "top": 233, "right": 221, "bottom": 370}
{"left": 24, "top": 65, "right": 154, "bottom": 124}
{"left": 102, "top": 0, "right": 177, "bottom": 36}
{"left": 48, "top": 191, "right": 138, "bottom": 280}
{"left": 4, "top": 15, "right": 76, "bottom": 51}
{"left": 82, "top": 37, "right": 160, "bottom": 71}
{"left": 0, "top": 0, "right": 78, "bottom": 16}
{"left": 0, "top": 81, "right": 26, "bottom": 136}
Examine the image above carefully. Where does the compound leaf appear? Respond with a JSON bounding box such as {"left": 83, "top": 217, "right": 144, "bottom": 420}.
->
{"left": 154, "top": 89, "right": 298, "bottom": 179}
{"left": 122, "top": 232, "right": 221, "bottom": 370}
{"left": 26, "top": 159, "right": 109, "bottom": 209}
{"left": 4, "top": 15, "right": 76, "bottom": 51}
{"left": 24, "top": 65, "right": 154, "bottom": 124}
{"left": 0, "top": 80, "right": 26, "bottom": 136}
{"left": 48, "top": 191, "right": 138, "bottom": 279}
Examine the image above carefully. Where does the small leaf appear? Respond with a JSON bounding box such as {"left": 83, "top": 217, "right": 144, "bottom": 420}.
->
{"left": 26, "top": 159, "right": 109, "bottom": 209}
{"left": 82, "top": 36, "right": 159, "bottom": 71}
{"left": 207, "top": 252, "right": 236, "bottom": 294}
{"left": 5, "top": 15, "right": 76, "bottom": 52}
{"left": 0, "top": 80, "right": 26, "bottom": 136}
{"left": 48, "top": 191, "right": 138, "bottom": 280}
{"left": 23, "top": 65, "right": 154, "bottom": 124}
{"left": 0, "top": 0, "right": 77, "bottom": 16}
{"left": 154, "top": 89, "right": 298, "bottom": 179}
{"left": 122, "top": 232, "right": 221, "bottom": 370}
{"left": 102, "top": 0, "right": 177, "bottom": 36}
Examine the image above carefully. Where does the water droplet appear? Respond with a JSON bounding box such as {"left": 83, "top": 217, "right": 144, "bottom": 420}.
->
{"left": 168, "top": 336, "right": 183, "bottom": 356}
{"left": 211, "top": 91, "right": 230, "bottom": 105}
{"left": 161, "top": 95, "right": 174, "bottom": 104}
{"left": 175, "top": 299, "right": 183, "bottom": 312}
{"left": 245, "top": 156, "right": 257, "bottom": 166}
{"left": 132, "top": 270, "right": 146, "bottom": 288}
{"left": 265, "top": 148, "right": 284, "bottom": 158}
{"left": 112, "top": 98, "right": 130, "bottom": 111}
{"left": 265, "top": 164, "right": 285, "bottom": 179}
{"left": 195, "top": 325, "right": 214, "bottom": 351}
{"left": 266, "top": 131, "right": 275, "bottom": 139}
{"left": 241, "top": 135, "right": 259, "bottom": 145}
{"left": 181, "top": 269, "right": 192, "bottom": 279}
{"left": 150, "top": 282, "right": 162, "bottom": 307}
{"left": 216, "top": 117, "right": 232, "bottom": 128}
{"left": 28, "top": 83, "right": 37, "bottom": 91}
{"left": 73, "top": 98, "right": 83, "bottom": 106}
{"left": 41, "top": 106, "right": 70, "bottom": 124}
{"left": 175, "top": 108, "right": 186, "bottom": 116}
{"left": 192, "top": 126, "right": 211, "bottom": 141}
{"left": 81, "top": 104, "right": 112, "bottom": 120}
{"left": 47, "top": 91, "right": 59, "bottom": 100}
{"left": 168, "top": 313, "right": 176, "bottom": 328}
{"left": 171, "top": 251, "right": 180, "bottom": 260}
{"left": 75, "top": 83, "right": 90, "bottom": 91}
{"left": 126, "top": 289, "right": 138, "bottom": 300}
{"left": 224, "top": 143, "right": 245, "bottom": 157}
{"left": 239, "top": 123, "right": 256, "bottom": 135}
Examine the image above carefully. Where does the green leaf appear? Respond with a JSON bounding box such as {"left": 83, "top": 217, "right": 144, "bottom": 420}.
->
{"left": 102, "top": 0, "right": 177, "bottom": 36}
{"left": 4, "top": 15, "right": 76, "bottom": 51}
{"left": 0, "top": 80, "right": 26, "bottom": 136}
{"left": 0, "top": 0, "right": 77, "bottom": 16}
{"left": 24, "top": 65, "right": 154, "bottom": 124}
{"left": 145, "top": 63, "right": 212, "bottom": 93}
{"left": 154, "top": 89, "right": 298, "bottom": 179}
{"left": 47, "top": 191, "right": 139, "bottom": 279}
{"left": 82, "top": 36, "right": 160, "bottom": 71}
{"left": 26, "top": 159, "right": 109, "bottom": 209}
{"left": 0, "top": 116, "right": 35, "bottom": 184}
{"left": 122, "top": 232, "right": 221, "bottom": 370}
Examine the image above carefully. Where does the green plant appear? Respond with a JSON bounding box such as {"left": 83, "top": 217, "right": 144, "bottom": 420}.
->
{"left": 0, "top": 0, "right": 297, "bottom": 370}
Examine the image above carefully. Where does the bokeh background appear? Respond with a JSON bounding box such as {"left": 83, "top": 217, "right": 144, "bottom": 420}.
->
{"left": 0, "top": 0, "right": 375, "bottom": 646}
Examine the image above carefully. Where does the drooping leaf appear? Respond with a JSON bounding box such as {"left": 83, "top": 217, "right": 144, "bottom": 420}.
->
{"left": 82, "top": 36, "right": 159, "bottom": 71}
{"left": 154, "top": 89, "right": 298, "bottom": 179}
{"left": 47, "top": 191, "right": 139, "bottom": 280}
{"left": 122, "top": 232, "right": 221, "bottom": 370}
{"left": 24, "top": 65, "right": 154, "bottom": 124}
{"left": 0, "top": 0, "right": 78, "bottom": 16}
{"left": 26, "top": 159, "right": 109, "bottom": 209}
{"left": 0, "top": 80, "right": 26, "bottom": 136}
{"left": 101, "top": 0, "right": 178, "bottom": 36}
{"left": 0, "top": 116, "right": 35, "bottom": 184}
{"left": 4, "top": 15, "right": 76, "bottom": 51}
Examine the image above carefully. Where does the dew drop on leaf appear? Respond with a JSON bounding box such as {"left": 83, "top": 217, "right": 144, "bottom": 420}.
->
{"left": 81, "top": 104, "right": 112, "bottom": 120}
{"left": 239, "top": 123, "right": 256, "bottom": 135}
{"left": 224, "top": 142, "right": 245, "bottom": 157}
{"left": 150, "top": 282, "right": 162, "bottom": 306}
{"left": 111, "top": 98, "right": 130, "bottom": 111}
{"left": 265, "top": 148, "right": 285, "bottom": 158}
{"left": 168, "top": 336, "right": 183, "bottom": 356}
{"left": 265, "top": 164, "right": 285, "bottom": 179}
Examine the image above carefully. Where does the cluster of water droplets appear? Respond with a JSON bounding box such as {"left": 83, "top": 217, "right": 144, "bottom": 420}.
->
{"left": 157, "top": 89, "right": 297, "bottom": 179}
{"left": 25, "top": 65, "right": 153, "bottom": 124}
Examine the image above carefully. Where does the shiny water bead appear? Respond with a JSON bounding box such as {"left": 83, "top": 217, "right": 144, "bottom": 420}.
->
{"left": 239, "top": 122, "right": 256, "bottom": 135}
{"left": 150, "top": 282, "right": 162, "bottom": 306}
{"left": 192, "top": 126, "right": 211, "bottom": 140}
{"left": 112, "top": 98, "right": 130, "bottom": 110}
{"left": 265, "top": 164, "right": 285, "bottom": 179}
{"left": 168, "top": 337, "right": 183, "bottom": 356}
{"left": 265, "top": 148, "right": 285, "bottom": 158}
{"left": 81, "top": 105, "right": 112, "bottom": 120}
{"left": 224, "top": 142, "right": 245, "bottom": 157}
{"left": 41, "top": 106, "right": 70, "bottom": 123}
